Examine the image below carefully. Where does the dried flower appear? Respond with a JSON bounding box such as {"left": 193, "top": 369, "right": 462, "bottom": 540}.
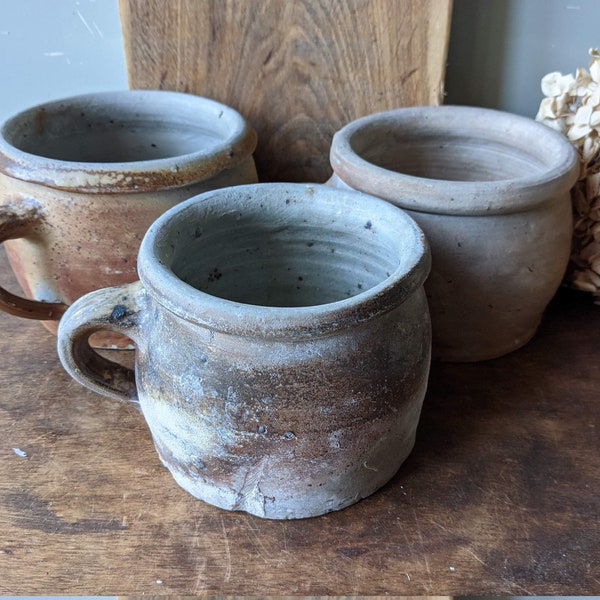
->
{"left": 536, "top": 48, "right": 600, "bottom": 304}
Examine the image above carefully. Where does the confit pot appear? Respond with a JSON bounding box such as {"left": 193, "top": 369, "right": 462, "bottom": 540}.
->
{"left": 329, "top": 105, "right": 579, "bottom": 361}
{"left": 0, "top": 90, "right": 258, "bottom": 347}
{"left": 57, "top": 182, "right": 431, "bottom": 519}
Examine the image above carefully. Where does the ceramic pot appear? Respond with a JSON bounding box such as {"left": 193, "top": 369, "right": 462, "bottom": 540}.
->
{"left": 0, "top": 90, "right": 258, "bottom": 347}
{"left": 329, "top": 105, "right": 579, "bottom": 362}
{"left": 57, "top": 183, "right": 431, "bottom": 519}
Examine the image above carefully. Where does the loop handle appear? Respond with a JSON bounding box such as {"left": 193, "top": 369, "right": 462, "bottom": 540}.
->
{"left": 0, "top": 202, "right": 67, "bottom": 320}
{"left": 57, "top": 281, "right": 146, "bottom": 405}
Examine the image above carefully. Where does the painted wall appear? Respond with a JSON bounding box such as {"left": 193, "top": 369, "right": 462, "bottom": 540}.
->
{"left": 445, "top": 0, "right": 600, "bottom": 118}
{"left": 1, "top": 0, "right": 599, "bottom": 122}
{"left": 0, "top": 0, "right": 127, "bottom": 120}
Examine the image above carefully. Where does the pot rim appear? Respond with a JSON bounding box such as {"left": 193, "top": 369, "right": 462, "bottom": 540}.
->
{"left": 0, "top": 90, "right": 257, "bottom": 194}
{"left": 137, "top": 182, "right": 431, "bottom": 338}
{"left": 330, "top": 105, "right": 579, "bottom": 216}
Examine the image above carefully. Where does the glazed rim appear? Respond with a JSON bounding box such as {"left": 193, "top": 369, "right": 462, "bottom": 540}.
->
{"left": 0, "top": 90, "right": 257, "bottom": 193}
{"left": 330, "top": 105, "right": 579, "bottom": 216}
{"left": 137, "top": 183, "right": 431, "bottom": 338}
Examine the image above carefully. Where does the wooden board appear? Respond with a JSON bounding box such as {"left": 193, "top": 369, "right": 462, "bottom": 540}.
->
{"left": 118, "top": 0, "right": 452, "bottom": 182}
{"left": 0, "top": 246, "right": 599, "bottom": 594}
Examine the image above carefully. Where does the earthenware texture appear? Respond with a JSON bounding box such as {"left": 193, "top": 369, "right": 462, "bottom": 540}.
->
{"left": 57, "top": 183, "right": 432, "bottom": 519}
{"left": 329, "top": 105, "right": 579, "bottom": 361}
{"left": 0, "top": 90, "right": 258, "bottom": 346}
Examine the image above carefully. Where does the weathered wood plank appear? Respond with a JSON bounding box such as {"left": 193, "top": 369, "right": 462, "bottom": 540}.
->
{"left": 0, "top": 245, "right": 599, "bottom": 594}
{"left": 118, "top": 0, "right": 452, "bottom": 182}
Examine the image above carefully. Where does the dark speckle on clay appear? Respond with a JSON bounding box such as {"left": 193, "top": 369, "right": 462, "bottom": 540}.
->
{"left": 109, "top": 304, "right": 128, "bottom": 322}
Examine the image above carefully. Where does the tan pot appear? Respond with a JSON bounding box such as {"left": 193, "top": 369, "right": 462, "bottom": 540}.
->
{"left": 0, "top": 90, "right": 258, "bottom": 347}
{"left": 329, "top": 105, "right": 579, "bottom": 361}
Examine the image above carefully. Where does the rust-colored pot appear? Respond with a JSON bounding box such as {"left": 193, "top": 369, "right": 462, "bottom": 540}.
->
{"left": 0, "top": 90, "right": 257, "bottom": 347}
{"left": 57, "top": 183, "right": 431, "bottom": 519}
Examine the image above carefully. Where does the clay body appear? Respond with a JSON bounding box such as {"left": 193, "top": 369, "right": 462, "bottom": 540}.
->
{"left": 57, "top": 183, "right": 431, "bottom": 519}
{"left": 0, "top": 90, "right": 258, "bottom": 346}
{"left": 329, "top": 105, "right": 579, "bottom": 361}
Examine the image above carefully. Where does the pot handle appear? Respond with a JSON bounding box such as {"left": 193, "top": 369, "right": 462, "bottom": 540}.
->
{"left": 57, "top": 281, "right": 146, "bottom": 406}
{"left": 0, "top": 203, "right": 67, "bottom": 320}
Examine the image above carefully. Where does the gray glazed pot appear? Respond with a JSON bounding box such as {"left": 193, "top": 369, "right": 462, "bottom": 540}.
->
{"left": 0, "top": 90, "right": 258, "bottom": 347}
{"left": 329, "top": 105, "right": 579, "bottom": 362}
{"left": 57, "top": 183, "right": 431, "bottom": 519}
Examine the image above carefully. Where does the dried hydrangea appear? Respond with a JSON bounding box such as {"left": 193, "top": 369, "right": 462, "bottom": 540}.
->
{"left": 536, "top": 48, "right": 600, "bottom": 304}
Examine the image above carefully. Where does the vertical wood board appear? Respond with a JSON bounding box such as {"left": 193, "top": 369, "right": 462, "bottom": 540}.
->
{"left": 119, "top": 0, "right": 452, "bottom": 182}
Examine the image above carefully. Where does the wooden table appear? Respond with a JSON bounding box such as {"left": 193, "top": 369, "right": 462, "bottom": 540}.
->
{"left": 0, "top": 253, "right": 598, "bottom": 595}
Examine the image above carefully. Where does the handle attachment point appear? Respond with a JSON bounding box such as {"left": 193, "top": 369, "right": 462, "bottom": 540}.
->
{"left": 57, "top": 281, "right": 146, "bottom": 405}
{"left": 0, "top": 201, "right": 68, "bottom": 320}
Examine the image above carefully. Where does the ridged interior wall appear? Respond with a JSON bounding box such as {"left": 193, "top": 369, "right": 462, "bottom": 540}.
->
{"left": 3, "top": 97, "right": 225, "bottom": 162}
{"left": 171, "top": 213, "right": 401, "bottom": 308}
{"left": 351, "top": 130, "right": 547, "bottom": 182}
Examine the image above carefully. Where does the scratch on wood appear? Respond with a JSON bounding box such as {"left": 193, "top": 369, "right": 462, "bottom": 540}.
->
{"left": 241, "top": 513, "right": 271, "bottom": 563}
{"left": 192, "top": 555, "right": 208, "bottom": 594}
{"left": 428, "top": 518, "right": 450, "bottom": 533}
{"left": 282, "top": 520, "right": 289, "bottom": 554}
{"left": 465, "top": 547, "right": 487, "bottom": 566}
{"left": 413, "top": 508, "right": 433, "bottom": 592}
{"left": 506, "top": 580, "right": 534, "bottom": 595}
{"left": 220, "top": 514, "right": 232, "bottom": 583}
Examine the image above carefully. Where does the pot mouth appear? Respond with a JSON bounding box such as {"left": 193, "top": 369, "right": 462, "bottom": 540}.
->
{"left": 0, "top": 90, "right": 257, "bottom": 193}
{"left": 138, "top": 183, "right": 430, "bottom": 338}
{"left": 330, "top": 105, "right": 579, "bottom": 215}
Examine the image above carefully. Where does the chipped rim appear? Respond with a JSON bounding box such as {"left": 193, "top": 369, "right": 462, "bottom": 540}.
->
{"left": 138, "top": 183, "right": 431, "bottom": 339}
{"left": 0, "top": 90, "right": 257, "bottom": 194}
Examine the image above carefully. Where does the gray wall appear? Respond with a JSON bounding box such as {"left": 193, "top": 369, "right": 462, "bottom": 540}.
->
{"left": 445, "top": 0, "right": 600, "bottom": 118}
{"left": 0, "top": 0, "right": 126, "bottom": 120}
{"left": 1, "top": 0, "right": 599, "bottom": 121}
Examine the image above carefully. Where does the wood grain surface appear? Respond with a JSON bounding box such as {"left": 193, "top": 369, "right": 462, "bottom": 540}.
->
{"left": 118, "top": 0, "right": 452, "bottom": 182}
{"left": 0, "top": 249, "right": 599, "bottom": 595}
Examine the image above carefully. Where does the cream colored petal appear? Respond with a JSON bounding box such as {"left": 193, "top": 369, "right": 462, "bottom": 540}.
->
{"left": 573, "top": 104, "right": 593, "bottom": 125}
{"left": 568, "top": 123, "right": 593, "bottom": 141}
{"left": 582, "top": 135, "right": 600, "bottom": 162}
{"left": 588, "top": 173, "right": 600, "bottom": 199}
{"left": 587, "top": 270, "right": 600, "bottom": 287}
{"left": 535, "top": 97, "right": 559, "bottom": 120}
{"left": 572, "top": 271, "right": 599, "bottom": 293}
{"left": 579, "top": 241, "right": 600, "bottom": 261}
{"left": 589, "top": 86, "right": 600, "bottom": 109}
{"left": 590, "top": 48, "right": 600, "bottom": 83}
{"left": 573, "top": 67, "right": 593, "bottom": 94}
{"left": 541, "top": 71, "right": 576, "bottom": 97}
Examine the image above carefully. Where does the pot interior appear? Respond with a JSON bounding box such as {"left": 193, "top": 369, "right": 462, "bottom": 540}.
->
{"left": 169, "top": 203, "right": 402, "bottom": 308}
{"left": 3, "top": 95, "right": 224, "bottom": 163}
{"left": 351, "top": 127, "right": 548, "bottom": 182}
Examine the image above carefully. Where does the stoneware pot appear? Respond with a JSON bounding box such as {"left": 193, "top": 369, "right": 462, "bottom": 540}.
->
{"left": 329, "top": 105, "right": 579, "bottom": 362}
{"left": 57, "top": 183, "right": 432, "bottom": 519}
{"left": 0, "top": 90, "right": 258, "bottom": 347}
